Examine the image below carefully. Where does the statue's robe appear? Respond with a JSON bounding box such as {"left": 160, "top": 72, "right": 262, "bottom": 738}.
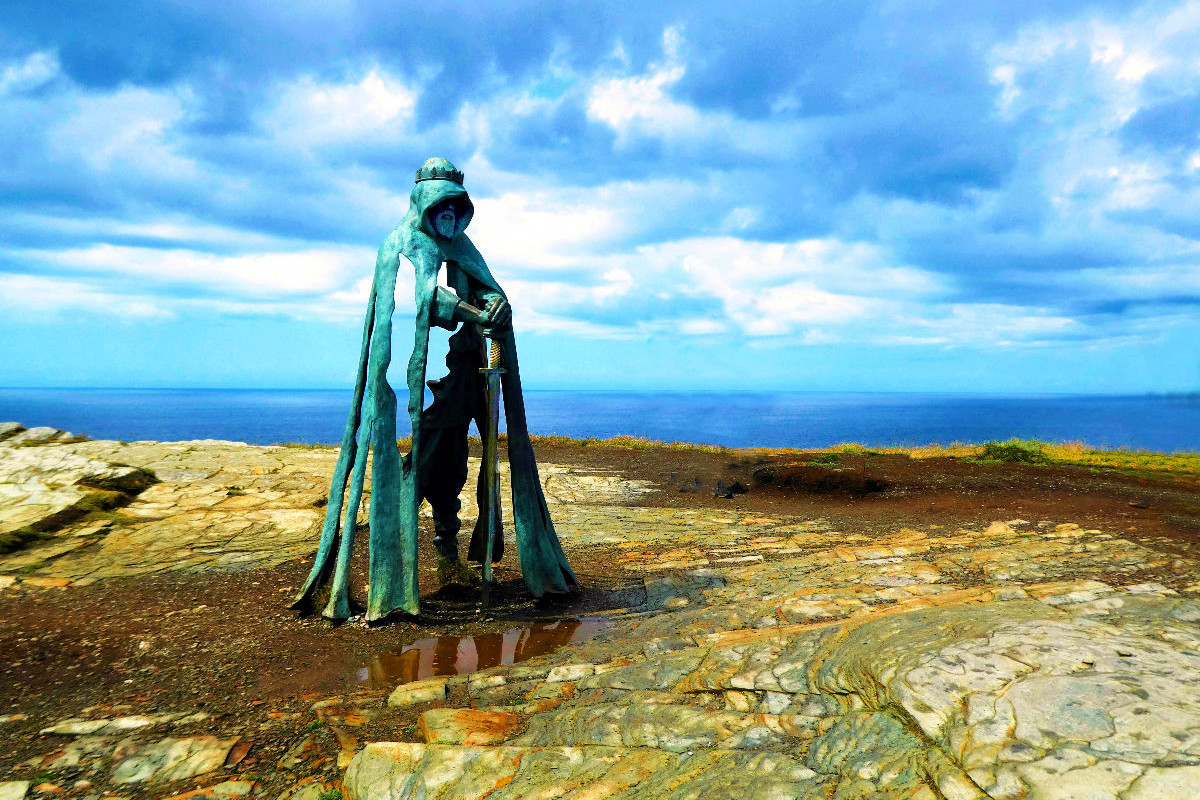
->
{"left": 293, "top": 178, "right": 577, "bottom": 620}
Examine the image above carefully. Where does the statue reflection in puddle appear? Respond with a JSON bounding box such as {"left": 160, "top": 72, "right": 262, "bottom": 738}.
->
{"left": 363, "top": 619, "right": 585, "bottom": 685}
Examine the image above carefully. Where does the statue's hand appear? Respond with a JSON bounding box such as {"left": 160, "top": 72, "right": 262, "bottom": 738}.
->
{"left": 484, "top": 297, "right": 512, "bottom": 330}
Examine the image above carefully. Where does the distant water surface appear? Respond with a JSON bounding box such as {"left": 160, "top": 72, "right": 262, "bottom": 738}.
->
{"left": 0, "top": 388, "right": 1196, "bottom": 452}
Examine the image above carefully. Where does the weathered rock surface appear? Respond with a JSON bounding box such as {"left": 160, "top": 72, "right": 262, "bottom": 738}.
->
{"left": 0, "top": 432, "right": 652, "bottom": 583}
{"left": 3, "top": 431, "right": 1199, "bottom": 799}
{"left": 348, "top": 520, "right": 1200, "bottom": 799}
{"left": 0, "top": 429, "right": 156, "bottom": 558}
{"left": 110, "top": 735, "right": 237, "bottom": 784}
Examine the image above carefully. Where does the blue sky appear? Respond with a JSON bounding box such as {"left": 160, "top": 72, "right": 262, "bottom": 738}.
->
{"left": 1, "top": 0, "right": 1198, "bottom": 392}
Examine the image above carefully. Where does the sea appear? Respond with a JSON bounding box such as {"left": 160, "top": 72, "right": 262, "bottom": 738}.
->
{"left": 1, "top": 388, "right": 1198, "bottom": 453}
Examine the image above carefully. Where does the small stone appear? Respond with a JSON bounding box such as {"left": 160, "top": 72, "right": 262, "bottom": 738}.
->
{"left": 40, "top": 719, "right": 109, "bottom": 736}
{"left": 111, "top": 736, "right": 237, "bottom": 784}
{"left": 468, "top": 674, "right": 506, "bottom": 691}
{"left": 0, "top": 784, "right": 29, "bottom": 800}
{"left": 545, "top": 663, "right": 596, "bottom": 683}
{"left": 20, "top": 577, "right": 71, "bottom": 588}
{"left": 211, "top": 779, "right": 255, "bottom": 797}
{"left": 935, "top": 770, "right": 987, "bottom": 800}
{"left": 174, "top": 712, "right": 212, "bottom": 725}
{"left": 388, "top": 677, "right": 448, "bottom": 708}
{"left": 223, "top": 739, "right": 253, "bottom": 768}
{"left": 1123, "top": 582, "right": 1173, "bottom": 596}
{"left": 277, "top": 735, "right": 316, "bottom": 769}
{"left": 419, "top": 708, "right": 522, "bottom": 746}
{"left": 106, "top": 714, "right": 160, "bottom": 730}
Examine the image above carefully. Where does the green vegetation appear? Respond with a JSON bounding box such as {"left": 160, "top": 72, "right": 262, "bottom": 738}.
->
{"left": 834, "top": 444, "right": 888, "bottom": 456}
{"left": 977, "top": 439, "right": 1052, "bottom": 464}
{"left": 317, "top": 790, "right": 344, "bottom": 800}
{"left": 530, "top": 434, "right": 728, "bottom": 453}
{"left": 286, "top": 432, "right": 1196, "bottom": 479}
{"left": 0, "top": 526, "right": 50, "bottom": 555}
{"left": 772, "top": 439, "right": 1198, "bottom": 478}
{"left": 305, "top": 720, "right": 324, "bottom": 731}
{"left": 1042, "top": 442, "right": 1200, "bottom": 477}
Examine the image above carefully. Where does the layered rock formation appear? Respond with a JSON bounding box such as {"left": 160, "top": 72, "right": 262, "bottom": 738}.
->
{"left": 347, "top": 527, "right": 1200, "bottom": 800}
{"left": 2, "top": 428, "right": 1198, "bottom": 799}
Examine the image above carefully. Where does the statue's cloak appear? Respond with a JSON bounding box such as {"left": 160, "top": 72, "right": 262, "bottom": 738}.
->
{"left": 293, "top": 178, "right": 576, "bottom": 620}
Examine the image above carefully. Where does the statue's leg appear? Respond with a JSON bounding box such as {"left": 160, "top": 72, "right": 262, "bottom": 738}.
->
{"left": 418, "top": 423, "right": 469, "bottom": 560}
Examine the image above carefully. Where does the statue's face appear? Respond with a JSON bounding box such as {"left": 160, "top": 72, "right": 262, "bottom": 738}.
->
{"left": 432, "top": 200, "right": 465, "bottom": 239}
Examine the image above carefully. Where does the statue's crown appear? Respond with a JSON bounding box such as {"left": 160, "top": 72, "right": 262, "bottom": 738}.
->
{"left": 415, "top": 158, "right": 464, "bottom": 186}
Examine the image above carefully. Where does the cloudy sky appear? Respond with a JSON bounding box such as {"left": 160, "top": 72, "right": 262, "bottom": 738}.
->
{"left": 2, "top": 0, "right": 1198, "bottom": 392}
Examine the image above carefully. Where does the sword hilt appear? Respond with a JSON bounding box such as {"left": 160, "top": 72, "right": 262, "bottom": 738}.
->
{"left": 488, "top": 337, "right": 502, "bottom": 369}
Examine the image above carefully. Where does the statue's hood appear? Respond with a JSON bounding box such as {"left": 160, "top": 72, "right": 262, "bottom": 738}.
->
{"left": 407, "top": 179, "right": 474, "bottom": 240}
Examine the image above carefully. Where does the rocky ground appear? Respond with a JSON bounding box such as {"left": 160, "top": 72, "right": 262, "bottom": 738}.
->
{"left": 1, "top": 422, "right": 1199, "bottom": 799}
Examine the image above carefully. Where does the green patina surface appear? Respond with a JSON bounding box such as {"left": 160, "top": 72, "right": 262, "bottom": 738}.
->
{"left": 293, "top": 158, "right": 576, "bottom": 620}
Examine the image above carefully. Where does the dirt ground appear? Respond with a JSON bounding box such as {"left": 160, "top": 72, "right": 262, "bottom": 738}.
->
{"left": 2, "top": 439, "right": 1198, "bottom": 794}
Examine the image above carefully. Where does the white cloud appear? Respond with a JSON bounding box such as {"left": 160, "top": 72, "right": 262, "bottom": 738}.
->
{"left": 584, "top": 27, "right": 802, "bottom": 157}
{"left": 971, "top": 1, "right": 1200, "bottom": 320}
{"left": 0, "top": 50, "right": 59, "bottom": 95}
{"left": 24, "top": 243, "right": 374, "bottom": 299}
{"left": 0, "top": 273, "right": 172, "bottom": 320}
{"left": 265, "top": 68, "right": 418, "bottom": 147}
{"left": 587, "top": 59, "right": 694, "bottom": 140}
{"left": 47, "top": 84, "right": 197, "bottom": 178}
{"left": 938, "top": 304, "right": 1079, "bottom": 346}
{"left": 468, "top": 192, "right": 620, "bottom": 269}
{"left": 1076, "top": 263, "right": 1200, "bottom": 299}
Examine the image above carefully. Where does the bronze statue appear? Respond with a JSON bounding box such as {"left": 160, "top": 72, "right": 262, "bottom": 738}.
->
{"left": 294, "top": 158, "right": 577, "bottom": 620}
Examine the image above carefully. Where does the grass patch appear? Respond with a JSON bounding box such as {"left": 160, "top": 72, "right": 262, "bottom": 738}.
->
{"left": 530, "top": 434, "right": 728, "bottom": 453}
{"left": 1041, "top": 441, "right": 1200, "bottom": 477}
{"left": 977, "top": 439, "right": 1052, "bottom": 465}
{"left": 834, "top": 444, "right": 890, "bottom": 457}
{"left": 310, "top": 431, "right": 1197, "bottom": 478}
{"left": 771, "top": 440, "right": 1198, "bottom": 477}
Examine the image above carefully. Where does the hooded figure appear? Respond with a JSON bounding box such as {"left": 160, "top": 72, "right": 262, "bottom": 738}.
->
{"left": 293, "top": 158, "right": 577, "bottom": 621}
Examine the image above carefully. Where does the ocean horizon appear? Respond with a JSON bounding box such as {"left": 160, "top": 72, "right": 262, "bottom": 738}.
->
{"left": 0, "top": 387, "right": 1197, "bottom": 453}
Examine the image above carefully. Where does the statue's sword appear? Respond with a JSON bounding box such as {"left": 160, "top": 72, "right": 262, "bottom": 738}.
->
{"left": 478, "top": 332, "right": 505, "bottom": 609}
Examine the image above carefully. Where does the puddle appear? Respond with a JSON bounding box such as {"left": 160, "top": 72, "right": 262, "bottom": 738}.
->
{"left": 357, "top": 617, "right": 609, "bottom": 687}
